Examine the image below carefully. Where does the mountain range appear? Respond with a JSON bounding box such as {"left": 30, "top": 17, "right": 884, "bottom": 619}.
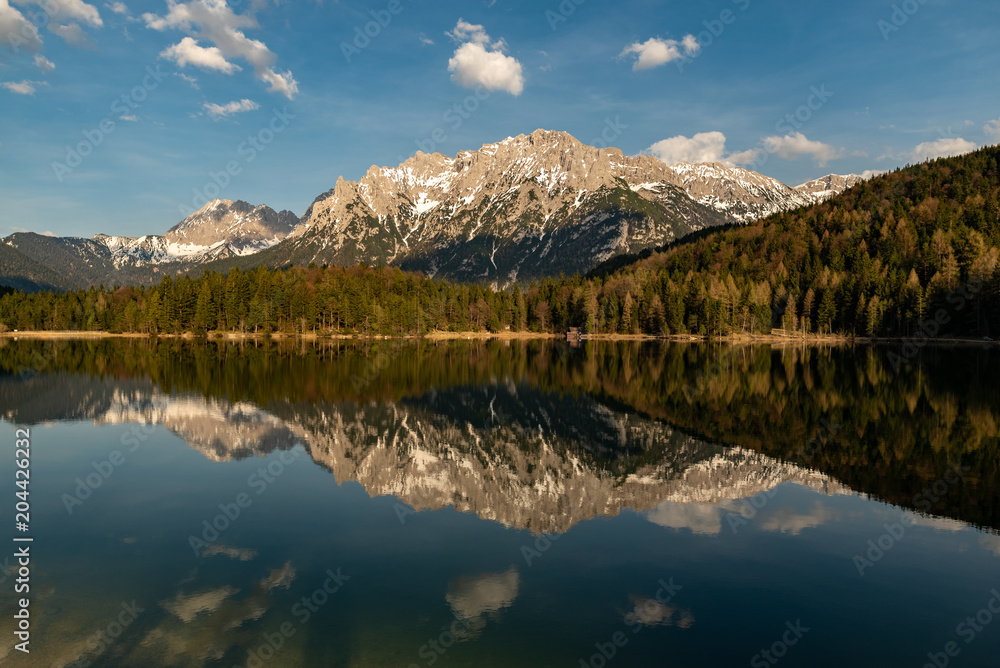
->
{"left": 1, "top": 130, "right": 870, "bottom": 291}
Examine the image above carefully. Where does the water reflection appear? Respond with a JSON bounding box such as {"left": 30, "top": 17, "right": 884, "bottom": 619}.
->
{"left": 2, "top": 367, "right": 855, "bottom": 534}
{"left": 1, "top": 337, "right": 997, "bottom": 532}
{"left": 1, "top": 338, "right": 999, "bottom": 667}
{"left": 446, "top": 568, "right": 520, "bottom": 638}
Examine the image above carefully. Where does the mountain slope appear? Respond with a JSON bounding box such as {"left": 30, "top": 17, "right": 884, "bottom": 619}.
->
{"left": 0, "top": 239, "right": 76, "bottom": 291}
{"left": 1, "top": 200, "right": 298, "bottom": 291}
{"left": 793, "top": 173, "right": 867, "bottom": 202}
{"left": 270, "top": 130, "right": 729, "bottom": 284}
{"left": 164, "top": 199, "right": 299, "bottom": 257}
{"left": 667, "top": 162, "right": 815, "bottom": 222}
{"left": 599, "top": 145, "right": 1000, "bottom": 337}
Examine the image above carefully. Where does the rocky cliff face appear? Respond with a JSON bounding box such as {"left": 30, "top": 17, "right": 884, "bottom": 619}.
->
{"left": 283, "top": 130, "right": 729, "bottom": 285}
{"left": 94, "top": 199, "right": 299, "bottom": 268}
{"left": 279, "top": 130, "right": 871, "bottom": 284}
{"left": 164, "top": 199, "right": 299, "bottom": 258}
{"left": 667, "top": 162, "right": 816, "bottom": 222}
{"left": 793, "top": 173, "right": 866, "bottom": 202}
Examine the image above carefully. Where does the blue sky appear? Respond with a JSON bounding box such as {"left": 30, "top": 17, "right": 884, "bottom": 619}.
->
{"left": 1, "top": 0, "right": 998, "bottom": 238}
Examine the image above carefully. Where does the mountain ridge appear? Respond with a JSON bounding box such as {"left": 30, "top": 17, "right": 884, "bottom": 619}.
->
{"left": 1, "top": 130, "right": 869, "bottom": 291}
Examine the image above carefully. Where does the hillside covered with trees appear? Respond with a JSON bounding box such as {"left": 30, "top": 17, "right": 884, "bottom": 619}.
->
{"left": 1, "top": 147, "right": 998, "bottom": 338}
{"left": 598, "top": 146, "right": 1000, "bottom": 338}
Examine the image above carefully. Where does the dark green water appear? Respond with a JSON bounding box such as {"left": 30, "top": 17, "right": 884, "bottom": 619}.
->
{"left": 0, "top": 338, "right": 998, "bottom": 667}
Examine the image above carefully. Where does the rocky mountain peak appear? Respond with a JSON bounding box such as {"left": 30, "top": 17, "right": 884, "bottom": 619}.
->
{"left": 165, "top": 199, "right": 298, "bottom": 254}
{"left": 288, "top": 131, "right": 871, "bottom": 283}
{"left": 793, "top": 173, "right": 867, "bottom": 201}
{"left": 665, "top": 161, "right": 815, "bottom": 222}
{"left": 284, "top": 129, "right": 724, "bottom": 283}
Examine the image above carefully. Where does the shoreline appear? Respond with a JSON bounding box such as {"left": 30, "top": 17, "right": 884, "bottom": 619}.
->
{"left": 0, "top": 330, "right": 995, "bottom": 346}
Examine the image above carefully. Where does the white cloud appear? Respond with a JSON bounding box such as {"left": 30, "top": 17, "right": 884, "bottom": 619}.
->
{"left": 161, "top": 36, "right": 240, "bottom": 73}
{"left": 50, "top": 21, "right": 92, "bottom": 47}
{"left": 626, "top": 595, "right": 695, "bottom": 629}
{"left": 645, "top": 130, "right": 845, "bottom": 168}
{"left": 760, "top": 132, "right": 844, "bottom": 166}
{"left": 446, "top": 568, "right": 519, "bottom": 621}
{"left": 446, "top": 18, "right": 523, "bottom": 96}
{"left": 645, "top": 131, "right": 728, "bottom": 165}
{"left": 203, "top": 97, "right": 259, "bottom": 119}
{"left": 619, "top": 35, "right": 698, "bottom": 71}
{"left": 2, "top": 79, "right": 42, "bottom": 95}
{"left": 908, "top": 137, "right": 977, "bottom": 163}
{"left": 143, "top": 0, "right": 298, "bottom": 98}
{"left": 983, "top": 118, "right": 1000, "bottom": 143}
{"left": 7, "top": 0, "right": 105, "bottom": 48}
{"left": 726, "top": 148, "right": 765, "bottom": 165}
{"left": 0, "top": 0, "right": 43, "bottom": 53}
{"left": 419, "top": 32, "right": 433, "bottom": 45}
{"left": 34, "top": 53, "right": 55, "bottom": 71}
{"left": 446, "top": 18, "right": 490, "bottom": 44}
{"left": 647, "top": 500, "right": 722, "bottom": 535}
{"left": 119, "top": 114, "right": 137, "bottom": 121}
{"left": 859, "top": 169, "right": 886, "bottom": 179}
{"left": 756, "top": 504, "right": 835, "bottom": 535}
{"left": 105, "top": 1, "right": 127, "bottom": 14}
{"left": 980, "top": 533, "right": 1000, "bottom": 557}
{"left": 643, "top": 131, "right": 760, "bottom": 167}
{"left": 174, "top": 71, "right": 199, "bottom": 88}
{"left": 31, "top": 0, "right": 103, "bottom": 27}
{"left": 8, "top": 226, "right": 55, "bottom": 235}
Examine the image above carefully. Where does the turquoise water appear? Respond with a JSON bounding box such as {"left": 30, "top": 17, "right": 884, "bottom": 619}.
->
{"left": 0, "top": 339, "right": 997, "bottom": 667}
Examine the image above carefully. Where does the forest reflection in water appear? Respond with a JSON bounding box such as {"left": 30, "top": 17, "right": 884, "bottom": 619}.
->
{"left": 1, "top": 336, "right": 997, "bottom": 530}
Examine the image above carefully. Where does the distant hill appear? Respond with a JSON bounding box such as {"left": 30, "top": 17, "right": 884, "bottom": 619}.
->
{"left": 0, "top": 240, "right": 76, "bottom": 292}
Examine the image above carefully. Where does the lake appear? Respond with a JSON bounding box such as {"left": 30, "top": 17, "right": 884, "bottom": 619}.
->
{"left": 0, "top": 338, "right": 998, "bottom": 667}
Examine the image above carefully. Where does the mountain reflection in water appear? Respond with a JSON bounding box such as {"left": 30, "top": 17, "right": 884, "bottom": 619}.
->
{"left": 1, "top": 337, "right": 996, "bottom": 531}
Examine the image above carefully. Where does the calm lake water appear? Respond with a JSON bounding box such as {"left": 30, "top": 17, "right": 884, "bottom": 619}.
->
{"left": 0, "top": 338, "right": 998, "bottom": 667}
